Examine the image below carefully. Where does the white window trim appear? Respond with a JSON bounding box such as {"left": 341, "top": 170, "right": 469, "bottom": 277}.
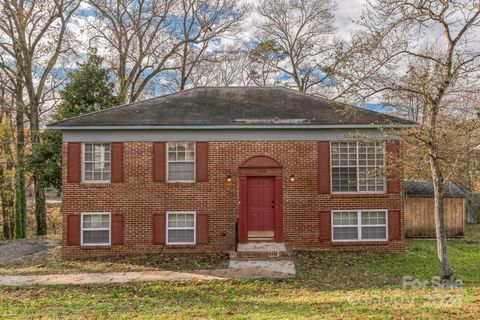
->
{"left": 166, "top": 211, "right": 196, "bottom": 245}
{"left": 166, "top": 142, "right": 196, "bottom": 183}
{"left": 331, "top": 209, "right": 388, "bottom": 242}
{"left": 80, "top": 212, "right": 111, "bottom": 246}
{"left": 81, "top": 142, "right": 111, "bottom": 184}
{"left": 330, "top": 141, "right": 387, "bottom": 194}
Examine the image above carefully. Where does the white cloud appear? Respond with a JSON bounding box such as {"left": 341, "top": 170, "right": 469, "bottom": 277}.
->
{"left": 334, "top": 0, "right": 367, "bottom": 38}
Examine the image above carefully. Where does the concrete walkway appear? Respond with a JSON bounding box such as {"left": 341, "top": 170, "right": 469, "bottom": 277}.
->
{"left": 0, "top": 263, "right": 295, "bottom": 286}
{"left": 0, "top": 271, "right": 226, "bottom": 286}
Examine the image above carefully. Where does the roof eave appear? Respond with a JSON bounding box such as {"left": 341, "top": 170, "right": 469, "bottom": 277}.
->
{"left": 47, "top": 123, "right": 415, "bottom": 130}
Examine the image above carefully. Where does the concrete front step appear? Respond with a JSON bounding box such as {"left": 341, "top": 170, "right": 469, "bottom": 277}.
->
{"left": 237, "top": 242, "right": 287, "bottom": 252}
{"left": 230, "top": 243, "right": 291, "bottom": 261}
{"left": 229, "top": 250, "right": 292, "bottom": 261}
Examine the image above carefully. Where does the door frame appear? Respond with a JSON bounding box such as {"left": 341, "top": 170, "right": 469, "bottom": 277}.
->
{"left": 238, "top": 156, "right": 284, "bottom": 243}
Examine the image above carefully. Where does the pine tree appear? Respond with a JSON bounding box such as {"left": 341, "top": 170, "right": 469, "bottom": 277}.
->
{"left": 55, "top": 54, "right": 122, "bottom": 121}
{"left": 27, "top": 54, "right": 120, "bottom": 213}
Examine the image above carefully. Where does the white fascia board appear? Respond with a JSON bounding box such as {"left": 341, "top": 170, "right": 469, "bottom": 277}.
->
{"left": 62, "top": 128, "right": 402, "bottom": 142}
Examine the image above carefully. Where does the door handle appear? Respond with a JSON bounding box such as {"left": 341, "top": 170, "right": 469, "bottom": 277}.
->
{"left": 271, "top": 200, "right": 275, "bottom": 208}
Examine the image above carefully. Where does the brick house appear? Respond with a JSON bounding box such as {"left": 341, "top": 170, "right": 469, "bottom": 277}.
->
{"left": 48, "top": 87, "right": 414, "bottom": 258}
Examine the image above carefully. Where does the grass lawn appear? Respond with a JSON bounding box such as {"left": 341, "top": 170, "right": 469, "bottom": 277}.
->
{"left": 0, "top": 225, "right": 479, "bottom": 319}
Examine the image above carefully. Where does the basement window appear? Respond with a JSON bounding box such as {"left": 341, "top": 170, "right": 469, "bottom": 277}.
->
{"left": 332, "top": 210, "right": 387, "bottom": 242}
{"left": 166, "top": 212, "right": 196, "bottom": 245}
{"left": 81, "top": 212, "right": 111, "bottom": 246}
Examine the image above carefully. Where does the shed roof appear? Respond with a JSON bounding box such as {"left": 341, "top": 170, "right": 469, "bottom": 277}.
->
{"left": 405, "top": 180, "right": 467, "bottom": 198}
{"left": 48, "top": 86, "right": 414, "bottom": 130}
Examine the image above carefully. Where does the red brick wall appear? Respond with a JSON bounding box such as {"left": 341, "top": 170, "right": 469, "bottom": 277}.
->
{"left": 61, "top": 141, "right": 405, "bottom": 258}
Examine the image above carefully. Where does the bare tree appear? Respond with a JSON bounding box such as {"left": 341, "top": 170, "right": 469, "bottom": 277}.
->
{"left": 88, "top": 0, "right": 178, "bottom": 103}
{"left": 188, "top": 45, "right": 253, "bottom": 87}
{"left": 253, "top": 0, "right": 336, "bottom": 92}
{"left": 247, "top": 40, "right": 284, "bottom": 87}
{"left": 173, "top": 0, "right": 247, "bottom": 90}
{"left": 89, "top": 0, "right": 246, "bottom": 99}
{"left": 0, "top": 0, "right": 79, "bottom": 236}
{"left": 358, "top": 0, "right": 480, "bottom": 279}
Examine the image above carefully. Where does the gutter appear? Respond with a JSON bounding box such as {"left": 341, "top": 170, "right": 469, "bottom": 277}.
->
{"left": 47, "top": 124, "right": 415, "bottom": 130}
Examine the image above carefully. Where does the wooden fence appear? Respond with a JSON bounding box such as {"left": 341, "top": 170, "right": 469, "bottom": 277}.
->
{"left": 405, "top": 197, "right": 465, "bottom": 237}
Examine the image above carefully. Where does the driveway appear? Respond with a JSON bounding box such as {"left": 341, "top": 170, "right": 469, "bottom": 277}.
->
{"left": 0, "top": 238, "right": 60, "bottom": 265}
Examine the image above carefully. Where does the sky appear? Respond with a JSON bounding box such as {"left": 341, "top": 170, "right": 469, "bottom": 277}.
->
{"left": 334, "top": 0, "right": 366, "bottom": 37}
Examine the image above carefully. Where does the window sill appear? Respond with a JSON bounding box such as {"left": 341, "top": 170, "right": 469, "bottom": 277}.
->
{"left": 165, "top": 182, "right": 197, "bottom": 187}
{"left": 80, "top": 245, "right": 111, "bottom": 249}
{"left": 332, "top": 241, "right": 389, "bottom": 246}
{"left": 331, "top": 193, "right": 388, "bottom": 198}
{"left": 165, "top": 244, "right": 196, "bottom": 249}
{"left": 79, "top": 183, "right": 111, "bottom": 188}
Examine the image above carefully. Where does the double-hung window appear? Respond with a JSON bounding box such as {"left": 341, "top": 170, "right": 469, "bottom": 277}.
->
{"left": 331, "top": 141, "right": 385, "bottom": 193}
{"left": 332, "top": 210, "right": 387, "bottom": 242}
{"left": 83, "top": 143, "right": 111, "bottom": 182}
{"left": 81, "top": 212, "right": 111, "bottom": 246}
{"left": 167, "top": 142, "right": 195, "bottom": 182}
{"left": 166, "top": 212, "right": 196, "bottom": 244}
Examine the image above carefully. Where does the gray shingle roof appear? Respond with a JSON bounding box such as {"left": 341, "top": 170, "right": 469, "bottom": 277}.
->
{"left": 405, "top": 180, "right": 467, "bottom": 198}
{"left": 48, "top": 86, "right": 415, "bottom": 129}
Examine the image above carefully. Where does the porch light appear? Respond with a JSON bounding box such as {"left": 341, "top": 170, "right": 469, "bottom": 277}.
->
{"left": 289, "top": 175, "right": 295, "bottom": 182}
{"left": 226, "top": 175, "right": 233, "bottom": 182}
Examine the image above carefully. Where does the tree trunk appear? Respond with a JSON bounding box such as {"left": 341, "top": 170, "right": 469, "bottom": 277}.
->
{"left": 29, "top": 105, "right": 47, "bottom": 236}
{"left": 429, "top": 155, "right": 454, "bottom": 279}
{"left": 0, "top": 163, "right": 14, "bottom": 240}
{"left": 34, "top": 177, "right": 47, "bottom": 235}
{"left": 179, "top": 40, "right": 189, "bottom": 91}
{"left": 14, "top": 108, "right": 27, "bottom": 239}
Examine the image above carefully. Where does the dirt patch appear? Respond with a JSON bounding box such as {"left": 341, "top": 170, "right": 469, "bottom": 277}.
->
{"left": 0, "top": 248, "right": 229, "bottom": 275}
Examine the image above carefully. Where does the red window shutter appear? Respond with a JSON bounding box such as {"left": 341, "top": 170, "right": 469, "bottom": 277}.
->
{"left": 111, "top": 142, "right": 124, "bottom": 183}
{"left": 386, "top": 140, "right": 401, "bottom": 193}
{"left": 111, "top": 214, "right": 124, "bottom": 245}
{"left": 388, "top": 210, "right": 401, "bottom": 240}
{"left": 196, "top": 142, "right": 208, "bottom": 182}
{"left": 153, "top": 142, "right": 166, "bottom": 182}
{"left": 152, "top": 213, "right": 166, "bottom": 244}
{"left": 67, "top": 143, "right": 81, "bottom": 183}
{"left": 318, "top": 141, "right": 331, "bottom": 194}
{"left": 66, "top": 214, "right": 81, "bottom": 246}
{"left": 196, "top": 213, "right": 208, "bottom": 244}
{"left": 319, "top": 211, "right": 331, "bottom": 241}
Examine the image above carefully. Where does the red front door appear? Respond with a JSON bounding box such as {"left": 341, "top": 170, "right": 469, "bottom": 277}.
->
{"left": 247, "top": 176, "right": 275, "bottom": 239}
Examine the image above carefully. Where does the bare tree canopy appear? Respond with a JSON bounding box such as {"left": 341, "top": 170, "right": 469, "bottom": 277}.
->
{"left": 89, "top": 0, "right": 246, "bottom": 101}
{"left": 88, "top": 0, "right": 176, "bottom": 103}
{"left": 188, "top": 45, "right": 252, "bottom": 87}
{"left": 253, "top": 0, "right": 336, "bottom": 93}
{"left": 171, "top": 0, "right": 247, "bottom": 90}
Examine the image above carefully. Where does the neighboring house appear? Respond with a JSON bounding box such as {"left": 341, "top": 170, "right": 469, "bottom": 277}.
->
{"left": 48, "top": 87, "right": 414, "bottom": 258}
{"left": 404, "top": 180, "right": 467, "bottom": 237}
